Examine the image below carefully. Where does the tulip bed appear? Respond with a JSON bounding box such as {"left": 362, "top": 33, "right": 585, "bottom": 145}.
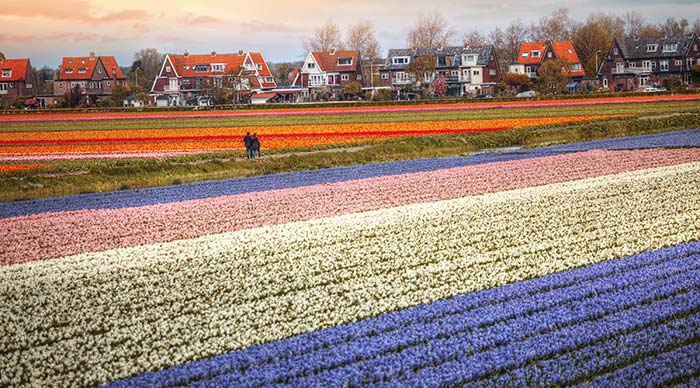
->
{"left": 1, "top": 130, "right": 700, "bottom": 387}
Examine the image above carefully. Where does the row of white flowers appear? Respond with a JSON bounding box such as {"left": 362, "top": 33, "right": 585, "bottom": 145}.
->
{"left": 2, "top": 163, "right": 700, "bottom": 388}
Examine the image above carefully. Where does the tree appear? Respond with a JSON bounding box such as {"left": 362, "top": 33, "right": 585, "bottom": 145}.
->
{"left": 536, "top": 59, "right": 572, "bottom": 95}
{"left": 32, "top": 66, "right": 55, "bottom": 94}
{"left": 502, "top": 73, "right": 532, "bottom": 91}
{"left": 69, "top": 85, "right": 83, "bottom": 107}
{"left": 407, "top": 11, "right": 454, "bottom": 49}
{"left": 502, "top": 19, "right": 529, "bottom": 66}
{"left": 623, "top": 11, "right": 645, "bottom": 37}
{"left": 341, "top": 81, "right": 363, "bottom": 97}
{"left": 662, "top": 17, "right": 689, "bottom": 36}
{"left": 429, "top": 75, "right": 447, "bottom": 97}
{"left": 303, "top": 21, "right": 343, "bottom": 52}
{"left": 530, "top": 8, "right": 576, "bottom": 42}
{"left": 462, "top": 30, "right": 487, "bottom": 47}
{"left": 130, "top": 48, "right": 164, "bottom": 92}
{"left": 691, "top": 64, "right": 700, "bottom": 84}
{"left": 111, "top": 85, "right": 128, "bottom": 106}
{"left": 572, "top": 17, "right": 613, "bottom": 76}
{"left": 346, "top": 20, "right": 380, "bottom": 59}
{"left": 694, "top": 19, "right": 700, "bottom": 34}
{"left": 405, "top": 55, "right": 436, "bottom": 89}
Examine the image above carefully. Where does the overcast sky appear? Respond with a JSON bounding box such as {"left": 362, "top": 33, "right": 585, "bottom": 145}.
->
{"left": 1, "top": 0, "right": 698, "bottom": 68}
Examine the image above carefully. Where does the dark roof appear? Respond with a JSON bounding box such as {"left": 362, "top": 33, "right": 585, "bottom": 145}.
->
{"left": 615, "top": 34, "right": 698, "bottom": 59}
{"left": 384, "top": 46, "right": 494, "bottom": 70}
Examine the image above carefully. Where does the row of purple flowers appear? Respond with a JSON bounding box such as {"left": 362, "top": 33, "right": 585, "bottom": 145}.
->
{"left": 103, "top": 241, "right": 700, "bottom": 387}
{"left": 3, "top": 129, "right": 699, "bottom": 218}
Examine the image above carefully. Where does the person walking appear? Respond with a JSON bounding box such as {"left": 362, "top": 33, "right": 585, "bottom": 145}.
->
{"left": 243, "top": 132, "right": 252, "bottom": 159}
{"left": 251, "top": 133, "right": 261, "bottom": 158}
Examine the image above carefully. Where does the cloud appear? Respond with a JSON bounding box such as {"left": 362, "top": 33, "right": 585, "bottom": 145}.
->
{"left": 1, "top": 0, "right": 151, "bottom": 24}
{"left": 176, "top": 13, "right": 224, "bottom": 25}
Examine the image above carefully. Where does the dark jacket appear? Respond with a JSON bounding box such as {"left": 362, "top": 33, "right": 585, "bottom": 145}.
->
{"left": 251, "top": 136, "right": 260, "bottom": 150}
{"left": 243, "top": 134, "right": 252, "bottom": 148}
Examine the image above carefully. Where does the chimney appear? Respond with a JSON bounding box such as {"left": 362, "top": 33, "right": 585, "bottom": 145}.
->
{"left": 211, "top": 51, "right": 216, "bottom": 57}
{"left": 239, "top": 49, "right": 244, "bottom": 55}
{"left": 89, "top": 51, "right": 96, "bottom": 61}
{"left": 330, "top": 48, "right": 336, "bottom": 55}
{"left": 184, "top": 50, "right": 189, "bottom": 57}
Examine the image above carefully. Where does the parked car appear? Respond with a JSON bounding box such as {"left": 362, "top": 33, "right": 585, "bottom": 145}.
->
{"left": 643, "top": 87, "right": 667, "bottom": 93}
{"left": 473, "top": 94, "right": 493, "bottom": 99}
{"left": 516, "top": 90, "right": 537, "bottom": 98}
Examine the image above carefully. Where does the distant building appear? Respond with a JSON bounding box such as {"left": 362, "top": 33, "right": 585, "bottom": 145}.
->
{"left": 53, "top": 52, "right": 127, "bottom": 99}
{"left": 151, "top": 50, "right": 276, "bottom": 105}
{"left": 295, "top": 50, "right": 364, "bottom": 91}
{"left": 380, "top": 46, "right": 501, "bottom": 96}
{"left": 598, "top": 33, "right": 700, "bottom": 91}
{"left": 0, "top": 54, "right": 37, "bottom": 100}
{"left": 509, "top": 41, "right": 585, "bottom": 81}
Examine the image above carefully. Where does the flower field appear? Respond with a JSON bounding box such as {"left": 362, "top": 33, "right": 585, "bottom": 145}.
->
{"left": 1, "top": 129, "right": 700, "bottom": 387}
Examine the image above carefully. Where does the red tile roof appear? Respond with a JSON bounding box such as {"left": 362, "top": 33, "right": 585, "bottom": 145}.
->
{"left": 249, "top": 52, "right": 272, "bottom": 77}
{"left": 550, "top": 41, "right": 585, "bottom": 77}
{"left": 169, "top": 53, "right": 248, "bottom": 77}
{"left": 0, "top": 58, "right": 30, "bottom": 82}
{"left": 515, "top": 42, "right": 548, "bottom": 64}
{"left": 58, "top": 55, "right": 124, "bottom": 80}
{"left": 311, "top": 50, "right": 361, "bottom": 72}
{"left": 289, "top": 68, "right": 301, "bottom": 86}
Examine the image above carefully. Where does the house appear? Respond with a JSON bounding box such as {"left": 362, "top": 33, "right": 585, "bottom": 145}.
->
{"left": 598, "top": 33, "right": 700, "bottom": 91}
{"left": 0, "top": 54, "right": 37, "bottom": 101}
{"left": 379, "top": 46, "right": 501, "bottom": 96}
{"left": 151, "top": 50, "right": 277, "bottom": 106}
{"left": 295, "top": 50, "right": 364, "bottom": 92}
{"left": 53, "top": 52, "right": 127, "bottom": 100}
{"left": 509, "top": 41, "right": 585, "bottom": 81}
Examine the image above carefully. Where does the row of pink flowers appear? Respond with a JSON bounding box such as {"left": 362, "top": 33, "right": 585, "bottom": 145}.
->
{"left": 2, "top": 148, "right": 699, "bottom": 265}
{"left": 2, "top": 95, "right": 699, "bottom": 123}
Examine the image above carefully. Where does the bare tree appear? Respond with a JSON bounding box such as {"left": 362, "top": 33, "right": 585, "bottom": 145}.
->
{"left": 131, "top": 48, "right": 164, "bottom": 92}
{"left": 587, "top": 12, "right": 625, "bottom": 39}
{"left": 694, "top": 19, "right": 700, "bottom": 35}
{"left": 503, "top": 19, "right": 529, "bottom": 66}
{"left": 346, "top": 20, "right": 381, "bottom": 59}
{"left": 623, "top": 11, "right": 646, "bottom": 37}
{"left": 303, "top": 21, "right": 344, "bottom": 53}
{"left": 662, "top": 17, "right": 689, "bottom": 36}
{"left": 462, "top": 29, "right": 487, "bottom": 47}
{"left": 407, "top": 11, "right": 455, "bottom": 49}
{"left": 530, "top": 8, "right": 576, "bottom": 41}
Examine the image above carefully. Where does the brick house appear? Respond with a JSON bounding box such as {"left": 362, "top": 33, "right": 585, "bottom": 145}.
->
{"left": 379, "top": 46, "right": 501, "bottom": 96}
{"left": 597, "top": 33, "right": 700, "bottom": 91}
{"left": 0, "top": 54, "right": 37, "bottom": 100}
{"left": 151, "top": 51, "right": 276, "bottom": 105}
{"left": 509, "top": 41, "right": 585, "bottom": 80}
{"left": 54, "top": 52, "right": 127, "bottom": 99}
{"left": 294, "top": 50, "right": 364, "bottom": 91}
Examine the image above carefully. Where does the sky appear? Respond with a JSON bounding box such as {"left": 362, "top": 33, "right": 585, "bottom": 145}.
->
{"left": 1, "top": 0, "right": 698, "bottom": 68}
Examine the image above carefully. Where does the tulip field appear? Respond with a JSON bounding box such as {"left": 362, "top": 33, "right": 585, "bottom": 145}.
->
{"left": 2, "top": 113, "right": 700, "bottom": 388}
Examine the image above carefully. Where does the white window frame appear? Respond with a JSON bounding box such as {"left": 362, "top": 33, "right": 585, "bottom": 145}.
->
{"left": 395, "top": 72, "right": 409, "bottom": 82}
{"left": 1, "top": 69, "right": 12, "bottom": 78}
{"left": 451, "top": 70, "right": 459, "bottom": 76}
{"left": 616, "top": 62, "right": 624, "bottom": 73}
{"left": 531, "top": 51, "right": 541, "bottom": 58}
{"left": 106, "top": 81, "right": 111, "bottom": 86}
{"left": 392, "top": 57, "right": 410, "bottom": 65}
{"left": 688, "top": 58, "right": 695, "bottom": 69}
{"left": 642, "top": 60, "right": 652, "bottom": 71}
{"left": 663, "top": 44, "right": 678, "bottom": 53}
{"left": 337, "top": 58, "right": 353, "bottom": 66}
{"left": 675, "top": 59, "right": 682, "bottom": 67}
{"left": 521, "top": 52, "right": 529, "bottom": 58}
{"left": 309, "top": 74, "right": 324, "bottom": 85}
{"left": 660, "top": 60, "right": 669, "bottom": 71}
{"left": 603, "top": 78, "right": 609, "bottom": 88}
{"left": 65, "top": 69, "right": 74, "bottom": 74}
{"left": 256, "top": 63, "right": 262, "bottom": 70}
{"left": 26, "top": 83, "right": 32, "bottom": 89}
{"left": 639, "top": 76, "right": 649, "bottom": 87}
{"left": 307, "top": 62, "right": 315, "bottom": 69}
{"left": 381, "top": 73, "right": 389, "bottom": 80}
{"left": 489, "top": 69, "right": 496, "bottom": 76}
{"left": 357, "top": 74, "right": 362, "bottom": 80}
{"left": 266, "top": 77, "right": 274, "bottom": 83}
{"left": 78, "top": 68, "right": 87, "bottom": 74}
{"left": 614, "top": 47, "right": 619, "bottom": 55}
{"left": 646, "top": 44, "right": 658, "bottom": 53}
{"left": 472, "top": 69, "right": 480, "bottom": 75}
{"left": 211, "top": 64, "right": 225, "bottom": 72}
{"left": 571, "top": 63, "right": 581, "bottom": 71}
{"left": 341, "top": 74, "right": 350, "bottom": 81}
{"left": 98, "top": 68, "right": 102, "bottom": 74}
{"left": 0, "top": 83, "right": 7, "bottom": 91}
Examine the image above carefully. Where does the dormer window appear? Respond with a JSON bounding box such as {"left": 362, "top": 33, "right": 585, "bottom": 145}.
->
{"left": 521, "top": 52, "right": 529, "bottom": 58}
{"left": 81, "top": 60, "right": 86, "bottom": 64}
{"left": 392, "top": 57, "right": 410, "bottom": 65}
{"left": 663, "top": 43, "right": 678, "bottom": 53}
{"left": 338, "top": 58, "right": 353, "bottom": 66}
{"left": 65, "top": 69, "right": 74, "bottom": 74}
{"left": 266, "top": 77, "right": 274, "bottom": 83}
{"left": 646, "top": 44, "right": 658, "bottom": 52}
{"left": 185, "top": 66, "right": 190, "bottom": 70}
{"left": 1, "top": 69, "right": 11, "bottom": 78}
{"left": 78, "top": 68, "right": 87, "bottom": 74}
{"left": 211, "top": 64, "right": 225, "bottom": 72}
{"left": 256, "top": 63, "right": 262, "bottom": 70}
{"left": 68, "top": 60, "right": 73, "bottom": 64}
{"left": 531, "top": 51, "right": 541, "bottom": 58}
{"left": 194, "top": 64, "right": 209, "bottom": 72}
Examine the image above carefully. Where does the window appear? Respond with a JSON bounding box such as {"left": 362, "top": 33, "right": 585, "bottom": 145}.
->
{"left": 663, "top": 44, "right": 678, "bottom": 53}
{"left": 616, "top": 62, "right": 624, "bottom": 73}
{"left": 437, "top": 56, "right": 447, "bottom": 67}
{"left": 603, "top": 78, "right": 608, "bottom": 88}
{"left": 531, "top": 51, "right": 541, "bottom": 58}
{"left": 309, "top": 74, "right": 324, "bottom": 85}
{"left": 185, "top": 66, "right": 190, "bottom": 70}
{"left": 58, "top": 82, "right": 64, "bottom": 88}
{"left": 0, "top": 83, "right": 6, "bottom": 91}
{"left": 78, "top": 68, "right": 87, "bottom": 74}
{"left": 1, "top": 69, "right": 10, "bottom": 78}
{"left": 337, "top": 58, "right": 353, "bottom": 66}
{"left": 395, "top": 72, "right": 409, "bottom": 82}
{"left": 676, "top": 60, "right": 683, "bottom": 66}
{"left": 256, "top": 63, "right": 262, "bottom": 70}
{"left": 451, "top": 70, "right": 459, "bottom": 76}
{"left": 381, "top": 73, "right": 389, "bottom": 80}
{"left": 194, "top": 64, "right": 208, "bottom": 72}
{"left": 26, "top": 83, "right": 32, "bottom": 89}
{"left": 106, "top": 81, "right": 111, "bottom": 86}
{"left": 660, "top": 60, "right": 669, "bottom": 71}
{"left": 211, "top": 64, "right": 225, "bottom": 72}
{"left": 688, "top": 58, "right": 695, "bottom": 69}
{"left": 521, "top": 52, "right": 529, "bottom": 58}
{"left": 646, "top": 44, "right": 658, "bottom": 53}
{"left": 614, "top": 47, "right": 619, "bottom": 55}
{"left": 266, "top": 77, "right": 274, "bottom": 83}
{"left": 639, "top": 76, "right": 649, "bottom": 87}
{"left": 357, "top": 74, "right": 362, "bottom": 80}
{"left": 65, "top": 68, "right": 74, "bottom": 74}
{"left": 472, "top": 70, "right": 480, "bottom": 75}
{"left": 572, "top": 63, "right": 581, "bottom": 71}
{"left": 9, "top": 83, "right": 14, "bottom": 88}
{"left": 392, "top": 57, "right": 410, "bottom": 65}
{"left": 642, "top": 60, "right": 652, "bottom": 71}
{"left": 489, "top": 69, "right": 496, "bottom": 75}
{"left": 68, "top": 60, "right": 73, "bottom": 64}
{"left": 547, "top": 52, "right": 553, "bottom": 58}
{"left": 525, "top": 66, "right": 532, "bottom": 74}
{"left": 695, "top": 44, "right": 698, "bottom": 51}
{"left": 567, "top": 48, "right": 573, "bottom": 55}
{"left": 341, "top": 74, "right": 349, "bottom": 81}
{"left": 183, "top": 79, "right": 190, "bottom": 84}
{"left": 307, "top": 62, "right": 315, "bottom": 69}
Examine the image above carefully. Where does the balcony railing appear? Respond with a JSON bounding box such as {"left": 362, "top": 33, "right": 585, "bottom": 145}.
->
{"left": 163, "top": 85, "right": 180, "bottom": 92}
{"left": 393, "top": 79, "right": 412, "bottom": 85}
{"left": 612, "top": 66, "right": 652, "bottom": 75}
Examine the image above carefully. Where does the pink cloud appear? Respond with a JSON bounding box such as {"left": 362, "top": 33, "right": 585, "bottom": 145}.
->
{"left": 176, "top": 13, "right": 224, "bottom": 25}
{"left": 2, "top": 0, "right": 151, "bottom": 24}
